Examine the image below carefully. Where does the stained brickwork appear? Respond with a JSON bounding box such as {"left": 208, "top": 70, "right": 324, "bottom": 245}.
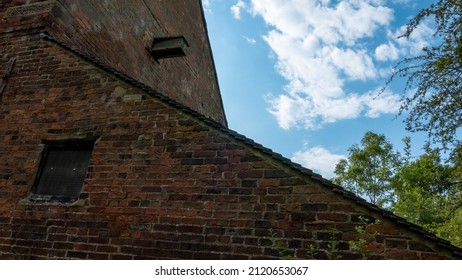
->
{"left": 47, "top": 0, "right": 226, "bottom": 125}
{"left": 0, "top": 29, "right": 460, "bottom": 259}
{"left": 0, "top": 0, "right": 54, "bottom": 35}
{"left": 0, "top": 0, "right": 226, "bottom": 125}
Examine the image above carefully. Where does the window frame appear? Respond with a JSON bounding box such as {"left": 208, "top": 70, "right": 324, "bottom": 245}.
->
{"left": 29, "top": 140, "right": 94, "bottom": 204}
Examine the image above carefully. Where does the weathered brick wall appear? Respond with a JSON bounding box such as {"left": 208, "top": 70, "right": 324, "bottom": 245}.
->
{"left": 0, "top": 0, "right": 226, "bottom": 125}
{"left": 46, "top": 0, "right": 226, "bottom": 125}
{"left": 0, "top": 32, "right": 460, "bottom": 259}
{"left": 0, "top": 0, "right": 53, "bottom": 41}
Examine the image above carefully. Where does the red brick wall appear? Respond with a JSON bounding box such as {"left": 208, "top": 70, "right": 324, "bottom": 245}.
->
{"left": 0, "top": 0, "right": 54, "bottom": 33}
{"left": 0, "top": 32, "right": 459, "bottom": 259}
{"left": 1, "top": 0, "right": 226, "bottom": 125}
{"left": 46, "top": 0, "right": 226, "bottom": 125}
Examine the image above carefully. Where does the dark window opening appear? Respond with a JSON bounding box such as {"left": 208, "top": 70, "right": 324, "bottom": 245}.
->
{"left": 146, "top": 36, "right": 189, "bottom": 59}
{"left": 31, "top": 141, "right": 94, "bottom": 203}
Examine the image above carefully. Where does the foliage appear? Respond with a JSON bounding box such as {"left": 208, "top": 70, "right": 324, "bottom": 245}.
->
{"left": 326, "top": 229, "right": 341, "bottom": 260}
{"left": 392, "top": 145, "right": 452, "bottom": 225}
{"left": 333, "top": 131, "right": 400, "bottom": 207}
{"left": 333, "top": 131, "right": 462, "bottom": 247}
{"left": 433, "top": 207, "right": 462, "bottom": 246}
{"left": 268, "top": 221, "right": 380, "bottom": 260}
{"left": 348, "top": 216, "right": 380, "bottom": 260}
{"left": 392, "top": 142, "right": 462, "bottom": 247}
{"left": 384, "top": 0, "right": 462, "bottom": 149}
{"left": 268, "top": 228, "right": 295, "bottom": 259}
{"left": 306, "top": 244, "right": 317, "bottom": 260}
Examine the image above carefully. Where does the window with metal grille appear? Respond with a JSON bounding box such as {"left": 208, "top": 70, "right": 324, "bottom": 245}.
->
{"left": 31, "top": 141, "right": 94, "bottom": 203}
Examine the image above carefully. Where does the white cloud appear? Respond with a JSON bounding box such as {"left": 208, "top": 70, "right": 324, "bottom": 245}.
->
{"left": 268, "top": 87, "right": 402, "bottom": 130}
{"left": 237, "top": 0, "right": 417, "bottom": 130}
{"left": 363, "top": 88, "right": 401, "bottom": 118}
{"left": 231, "top": 0, "right": 246, "bottom": 19}
{"left": 394, "top": 21, "right": 434, "bottom": 56}
{"left": 328, "top": 47, "right": 377, "bottom": 81}
{"left": 375, "top": 42, "right": 399, "bottom": 61}
{"left": 390, "top": 0, "right": 413, "bottom": 4}
{"left": 243, "top": 36, "right": 257, "bottom": 45}
{"left": 291, "top": 146, "right": 346, "bottom": 178}
{"left": 375, "top": 20, "right": 434, "bottom": 61}
{"left": 267, "top": 93, "right": 313, "bottom": 129}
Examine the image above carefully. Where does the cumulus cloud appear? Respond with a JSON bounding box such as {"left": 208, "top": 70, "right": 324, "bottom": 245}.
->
{"left": 375, "top": 21, "right": 434, "bottom": 61}
{"left": 375, "top": 42, "right": 399, "bottom": 61}
{"left": 291, "top": 146, "right": 346, "bottom": 178}
{"left": 231, "top": 0, "right": 246, "bottom": 19}
{"left": 363, "top": 89, "right": 402, "bottom": 118}
{"left": 237, "top": 0, "right": 433, "bottom": 130}
{"left": 268, "top": 88, "right": 401, "bottom": 130}
{"left": 393, "top": 21, "right": 434, "bottom": 56}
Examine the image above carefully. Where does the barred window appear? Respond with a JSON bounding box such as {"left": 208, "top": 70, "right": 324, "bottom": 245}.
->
{"left": 31, "top": 141, "right": 93, "bottom": 203}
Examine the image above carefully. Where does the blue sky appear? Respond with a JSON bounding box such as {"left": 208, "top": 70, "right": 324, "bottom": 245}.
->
{"left": 203, "top": 0, "right": 435, "bottom": 178}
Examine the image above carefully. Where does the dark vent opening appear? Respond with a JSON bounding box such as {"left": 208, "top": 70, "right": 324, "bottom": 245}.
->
{"left": 147, "top": 36, "right": 189, "bottom": 59}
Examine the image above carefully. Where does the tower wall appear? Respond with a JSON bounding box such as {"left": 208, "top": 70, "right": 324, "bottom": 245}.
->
{"left": 1, "top": 0, "right": 227, "bottom": 125}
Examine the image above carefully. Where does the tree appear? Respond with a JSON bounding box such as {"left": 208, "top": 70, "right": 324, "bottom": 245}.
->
{"left": 391, "top": 143, "right": 462, "bottom": 247}
{"left": 391, "top": 145, "right": 453, "bottom": 226}
{"left": 333, "top": 131, "right": 400, "bottom": 207}
{"left": 333, "top": 132, "right": 462, "bottom": 247}
{"left": 435, "top": 145, "right": 462, "bottom": 246}
{"left": 385, "top": 0, "right": 462, "bottom": 149}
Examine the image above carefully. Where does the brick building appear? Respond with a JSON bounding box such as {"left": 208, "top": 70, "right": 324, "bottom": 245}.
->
{"left": 0, "top": 0, "right": 461, "bottom": 259}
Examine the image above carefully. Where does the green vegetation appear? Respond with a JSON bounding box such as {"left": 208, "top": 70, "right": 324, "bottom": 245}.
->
{"left": 333, "top": 132, "right": 400, "bottom": 208}
{"left": 268, "top": 228, "right": 295, "bottom": 259}
{"left": 348, "top": 217, "right": 380, "bottom": 260}
{"left": 333, "top": 132, "right": 462, "bottom": 247}
{"left": 384, "top": 0, "right": 462, "bottom": 150}
{"left": 268, "top": 217, "right": 380, "bottom": 260}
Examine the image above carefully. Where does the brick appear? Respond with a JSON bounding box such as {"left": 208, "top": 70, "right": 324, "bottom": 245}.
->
{"left": 421, "top": 252, "right": 448, "bottom": 260}
{"left": 238, "top": 170, "right": 263, "bottom": 179}
{"left": 385, "top": 239, "right": 408, "bottom": 250}
{"left": 409, "top": 241, "right": 432, "bottom": 252}
{"left": 291, "top": 212, "right": 316, "bottom": 222}
{"left": 367, "top": 224, "right": 400, "bottom": 236}
{"left": 279, "top": 177, "right": 304, "bottom": 186}
{"left": 328, "top": 203, "right": 357, "bottom": 212}
{"left": 317, "top": 213, "right": 348, "bottom": 222}
{"left": 229, "top": 188, "right": 253, "bottom": 195}
{"left": 181, "top": 158, "right": 204, "bottom": 165}
{"left": 233, "top": 245, "right": 262, "bottom": 255}
{"left": 287, "top": 194, "right": 310, "bottom": 203}
{"left": 288, "top": 239, "right": 302, "bottom": 249}
{"left": 310, "top": 194, "right": 341, "bottom": 202}
{"left": 204, "top": 158, "right": 227, "bottom": 164}
{"left": 254, "top": 220, "right": 272, "bottom": 229}
{"left": 240, "top": 155, "right": 263, "bottom": 163}
{"left": 110, "top": 254, "right": 134, "bottom": 260}
{"left": 263, "top": 170, "right": 289, "bottom": 179}
{"left": 385, "top": 250, "right": 419, "bottom": 259}
{"left": 87, "top": 252, "right": 110, "bottom": 260}
{"left": 293, "top": 185, "right": 321, "bottom": 194}
{"left": 53, "top": 242, "right": 74, "bottom": 250}
{"left": 301, "top": 203, "right": 328, "bottom": 212}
